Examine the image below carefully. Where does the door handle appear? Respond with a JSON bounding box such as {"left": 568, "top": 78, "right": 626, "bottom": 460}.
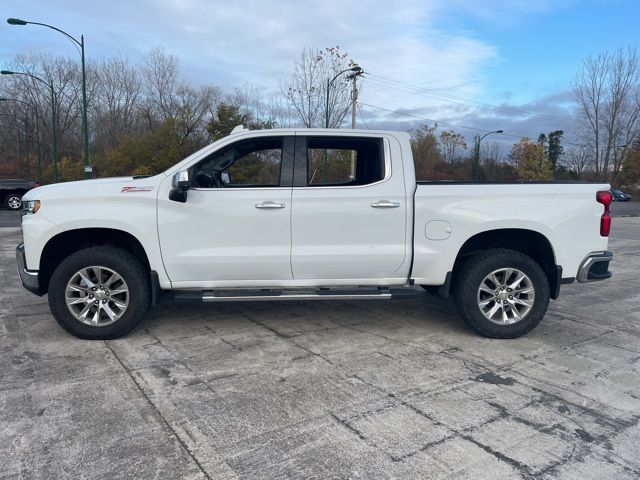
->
{"left": 255, "top": 201, "right": 285, "bottom": 209}
{"left": 371, "top": 200, "right": 400, "bottom": 208}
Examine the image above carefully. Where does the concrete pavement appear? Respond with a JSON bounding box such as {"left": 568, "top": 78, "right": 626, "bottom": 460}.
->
{"left": 1, "top": 219, "right": 639, "bottom": 479}
{"left": 609, "top": 201, "right": 640, "bottom": 217}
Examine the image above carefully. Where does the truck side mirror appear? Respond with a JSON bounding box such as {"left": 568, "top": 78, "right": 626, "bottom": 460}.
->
{"left": 169, "top": 170, "right": 190, "bottom": 203}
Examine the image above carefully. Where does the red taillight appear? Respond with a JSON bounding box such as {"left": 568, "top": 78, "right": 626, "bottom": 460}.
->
{"left": 596, "top": 190, "right": 612, "bottom": 237}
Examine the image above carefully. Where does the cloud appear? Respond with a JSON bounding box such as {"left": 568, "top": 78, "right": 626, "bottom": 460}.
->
{"left": 1, "top": 0, "right": 580, "bottom": 146}
{"left": 2, "top": 0, "right": 496, "bottom": 91}
{"left": 360, "top": 90, "right": 582, "bottom": 148}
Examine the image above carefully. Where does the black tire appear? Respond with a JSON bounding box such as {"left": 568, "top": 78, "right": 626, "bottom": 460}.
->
{"left": 48, "top": 246, "right": 151, "bottom": 339}
{"left": 452, "top": 248, "right": 550, "bottom": 339}
{"left": 4, "top": 193, "right": 22, "bottom": 210}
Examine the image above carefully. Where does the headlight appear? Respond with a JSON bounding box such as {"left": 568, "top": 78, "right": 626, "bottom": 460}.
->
{"left": 23, "top": 200, "right": 41, "bottom": 214}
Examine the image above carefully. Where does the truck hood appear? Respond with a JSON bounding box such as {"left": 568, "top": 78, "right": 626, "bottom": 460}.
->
{"left": 22, "top": 175, "right": 165, "bottom": 202}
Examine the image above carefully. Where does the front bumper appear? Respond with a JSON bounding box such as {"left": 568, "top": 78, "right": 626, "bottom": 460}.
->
{"left": 16, "top": 243, "right": 43, "bottom": 295}
{"left": 577, "top": 251, "right": 613, "bottom": 283}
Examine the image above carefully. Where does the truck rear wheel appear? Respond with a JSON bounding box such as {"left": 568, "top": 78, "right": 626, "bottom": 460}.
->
{"left": 452, "top": 248, "right": 550, "bottom": 338}
{"left": 48, "top": 246, "right": 150, "bottom": 339}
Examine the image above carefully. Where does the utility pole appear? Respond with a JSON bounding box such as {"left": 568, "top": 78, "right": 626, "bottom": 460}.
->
{"left": 348, "top": 70, "right": 363, "bottom": 179}
{"left": 350, "top": 73, "right": 358, "bottom": 129}
{"left": 349, "top": 73, "right": 358, "bottom": 179}
{"left": 323, "top": 65, "right": 362, "bottom": 182}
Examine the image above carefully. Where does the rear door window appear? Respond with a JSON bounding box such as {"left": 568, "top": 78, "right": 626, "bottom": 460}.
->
{"left": 305, "top": 137, "right": 384, "bottom": 187}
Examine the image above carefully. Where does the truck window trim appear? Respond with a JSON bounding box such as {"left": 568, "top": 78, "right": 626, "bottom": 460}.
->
{"left": 292, "top": 136, "right": 391, "bottom": 190}
{"left": 189, "top": 135, "right": 295, "bottom": 190}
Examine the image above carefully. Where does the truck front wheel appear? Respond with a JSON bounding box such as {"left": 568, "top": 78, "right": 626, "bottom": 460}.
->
{"left": 48, "top": 246, "right": 151, "bottom": 339}
{"left": 452, "top": 249, "right": 550, "bottom": 339}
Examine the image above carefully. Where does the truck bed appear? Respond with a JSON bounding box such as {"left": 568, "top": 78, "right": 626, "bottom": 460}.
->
{"left": 410, "top": 182, "right": 610, "bottom": 286}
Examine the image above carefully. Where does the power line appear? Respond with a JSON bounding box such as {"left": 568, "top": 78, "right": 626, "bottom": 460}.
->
{"left": 366, "top": 72, "right": 579, "bottom": 122}
{"left": 357, "top": 102, "right": 370, "bottom": 129}
{"left": 365, "top": 72, "right": 580, "bottom": 123}
{"left": 359, "top": 101, "right": 507, "bottom": 134}
{"left": 358, "top": 101, "right": 587, "bottom": 147}
{"left": 366, "top": 76, "right": 581, "bottom": 127}
{"left": 364, "top": 76, "right": 585, "bottom": 141}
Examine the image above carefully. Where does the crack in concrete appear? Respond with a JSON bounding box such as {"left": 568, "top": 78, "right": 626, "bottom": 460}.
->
{"left": 104, "top": 341, "right": 213, "bottom": 480}
{"left": 218, "top": 336, "right": 244, "bottom": 352}
{"left": 347, "top": 374, "right": 536, "bottom": 476}
{"left": 137, "top": 328, "right": 220, "bottom": 395}
{"left": 240, "top": 312, "right": 336, "bottom": 365}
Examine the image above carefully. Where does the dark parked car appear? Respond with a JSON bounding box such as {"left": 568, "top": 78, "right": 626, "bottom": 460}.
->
{"left": 611, "top": 189, "right": 632, "bottom": 202}
{"left": 0, "top": 179, "right": 40, "bottom": 210}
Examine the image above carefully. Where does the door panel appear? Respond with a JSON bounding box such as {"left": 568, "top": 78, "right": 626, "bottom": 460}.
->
{"left": 158, "top": 187, "right": 292, "bottom": 284}
{"left": 291, "top": 136, "right": 408, "bottom": 280}
{"left": 157, "top": 135, "right": 294, "bottom": 285}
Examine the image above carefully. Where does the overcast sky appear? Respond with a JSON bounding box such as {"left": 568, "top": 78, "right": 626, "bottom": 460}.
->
{"left": 1, "top": 0, "right": 638, "bottom": 148}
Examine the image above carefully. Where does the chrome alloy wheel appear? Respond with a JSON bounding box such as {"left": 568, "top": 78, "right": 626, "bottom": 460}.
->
{"left": 7, "top": 195, "right": 21, "bottom": 210}
{"left": 65, "top": 266, "right": 129, "bottom": 326}
{"left": 476, "top": 268, "right": 535, "bottom": 325}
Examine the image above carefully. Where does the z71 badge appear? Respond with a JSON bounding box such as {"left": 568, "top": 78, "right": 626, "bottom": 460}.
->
{"left": 121, "top": 186, "right": 154, "bottom": 193}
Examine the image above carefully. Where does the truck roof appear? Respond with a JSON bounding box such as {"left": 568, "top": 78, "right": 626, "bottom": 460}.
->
{"left": 228, "top": 125, "right": 409, "bottom": 137}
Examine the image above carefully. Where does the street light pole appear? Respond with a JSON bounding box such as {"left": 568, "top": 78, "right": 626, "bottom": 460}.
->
{"left": 0, "top": 97, "right": 43, "bottom": 181}
{"left": 473, "top": 130, "right": 504, "bottom": 182}
{"left": 80, "top": 35, "right": 90, "bottom": 178}
{"left": 7, "top": 18, "right": 91, "bottom": 178}
{"left": 348, "top": 70, "right": 364, "bottom": 179}
{"left": 325, "top": 65, "right": 362, "bottom": 129}
{"left": 1, "top": 70, "right": 59, "bottom": 182}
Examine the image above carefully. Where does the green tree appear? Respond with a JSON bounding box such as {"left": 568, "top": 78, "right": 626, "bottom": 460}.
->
{"left": 206, "top": 102, "right": 275, "bottom": 141}
{"left": 95, "top": 118, "right": 196, "bottom": 177}
{"left": 538, "top": 130, "right": 564, "bottom": 173}
{"left": 547, "top": 130, "right": 565, "bottom": 172}
{"left": 511, "top": 137, "right": 553, "bottom": 180}
{"left": 40, "top": 157, "right": 84, "bottom": 183}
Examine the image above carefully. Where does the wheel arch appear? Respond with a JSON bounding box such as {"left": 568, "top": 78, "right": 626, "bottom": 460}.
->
{"left": 452, "top": 228, "right": 560, "bottom": 299}
{"left": 39, "top": 228, "right": 151, "bottom": 294}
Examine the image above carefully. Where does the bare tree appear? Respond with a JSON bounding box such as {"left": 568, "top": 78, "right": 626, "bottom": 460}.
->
{"left": 439, "top": 129, "right": 467, "bottom": 163}
{"left": 572, "top": 47, "right": 640, "bottom": 180}
{"left": 410, "top": 124, "right": 441, "bottom": 179}
{"left": 564, "top": 146, "right": 593, "bottom": 177}
{"left": 92, "top": 56, "right": 143, "bottom": 150}
{"left": 281, "top": 46, "right": 356, "bottom": 128}
{"left": 4, "top": 53, "right": 84, "bottom": 164}
{"left": 141, "top": 46, "right": 182, "bottom": 127}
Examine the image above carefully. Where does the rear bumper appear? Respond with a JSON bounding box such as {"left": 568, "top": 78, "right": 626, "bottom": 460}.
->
{"left": 577, "top": 251, "right": 613, "bottom": 283}
{"left": 16, "top": 243, "right": 43, "bottom": 295}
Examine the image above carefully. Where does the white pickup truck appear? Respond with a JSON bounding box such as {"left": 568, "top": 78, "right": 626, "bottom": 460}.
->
{"left": 17, "top": 127, "right": 614, "bottom": 340}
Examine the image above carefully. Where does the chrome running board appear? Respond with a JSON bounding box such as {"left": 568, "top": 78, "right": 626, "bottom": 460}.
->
{"left": 174, "top": 287, "right": 417, "bottom": 303}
